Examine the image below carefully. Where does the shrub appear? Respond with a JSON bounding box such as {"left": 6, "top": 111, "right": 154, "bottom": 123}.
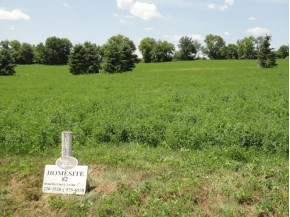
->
{"left": 0, "top": 49, "right": 16, "bottom": 76}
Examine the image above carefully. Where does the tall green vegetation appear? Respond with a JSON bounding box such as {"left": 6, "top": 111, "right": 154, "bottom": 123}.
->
{"left": 0, "top": 49, "right": 16, "bottom": 75}
{"left": 18, "top": 43, "right": 34, "bottom": 64}
{"left": 34, "top": 43, "right": 46, "bottom": 64}
{"left": 138, "top": 38, "right": 175, "bottom": 63}
{"left": 152, "top": 40, "right": 175, "bottom": 62}
{"left": 276, "top": 45, "right": 289, "bottom": 59}
{"left": 101, "top": 34, "right": 137, "bottom": 73}
{"left": 44, "top": 37, "right": 72, "bottom": 65}
{"left": 203, "top": 34, "right": 226, "bottom": 59}
{"left": 0, "top": 60, "right": 288, "bottom": 155}
{"left": 258, "top": 35, "right": 277, "bottom": 68}
{"left": 68, "top": 42, "right": 102, "bottom": 75}
{"left": 225, "top": 44, "right": 238, "bottom": 59}
{"left": 138, "top": 37, "right": 157, "bottom": 63}
{"left": 237, "top": 36, "right": 257, "bottom": 59}
{"left": 174, "top": 36, "right": 201, "bottom": 61}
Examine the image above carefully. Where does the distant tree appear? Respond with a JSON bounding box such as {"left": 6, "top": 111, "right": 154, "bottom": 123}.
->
{"left": 0, "top": 49, "right": 16, "bottom": 75}
{"left": 276, "top": 45, "right": 289, "bottom": 59}
{"left": 34, "top": 43, "right": 46, "bottom": 64}
{"left": 10, "top": 40, "right": 21, "bottom": 63}
{"left": 44, "top": 37, "right": 72, "bottom": 65}
{"left": 152, "top": 40, "right": 175, "bottom": 62}
{"left": 19, "top": 43, "right": 34, "bottom": 64}
{"left": 138, "top": 37, "right": 156, "bottom": 63}
{"left": 225, "top": 44, "right": 238, "bottom": 59}
{"left": 101, "top": 35, "right": 137, "bottom": 73}
{"left": 0, "top": 40, "right": 10, "bottom": 49}
{"left": 69, "top": 42, "right": 102, "bottom": 75}
{"left": 203, "top": 34, "right": 226, "bottom": 59}
{"left": 258, "top": 35, "right": 277, "bottom": 68}
{"left": 255, "top": 36, "right": 265, "bottom": 53}
{"left": 175, "top": 36, "right": 201, "bottom": 61}
{"left": 237, "top": 36, "right": 257, "bottom": 59}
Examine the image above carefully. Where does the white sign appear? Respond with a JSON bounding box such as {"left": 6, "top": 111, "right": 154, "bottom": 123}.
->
{"left": 42, "top": 165, "right": 88, "bottom": 195}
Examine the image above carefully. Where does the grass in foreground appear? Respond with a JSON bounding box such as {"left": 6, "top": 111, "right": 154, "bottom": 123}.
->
{"left": 0, "top": 144, "right": 288, "bottom": 216}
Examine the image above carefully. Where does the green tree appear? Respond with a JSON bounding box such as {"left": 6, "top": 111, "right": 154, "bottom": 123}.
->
{"left": 34, "top": 43, "right": 46, "bottom": 64}
{"left": 0, "top": 40, "right": 10, "bottom": 49}
{"left": 19, "top": 43, "right": 34, "bottom": 64}
{"left": 0, "top": 49, "right": 16, "bottom": 75}
{"left": 255, "top": 36, "right": 265, "bottom": 53}
{"left": 258, "top": 35, "right": 277, "bottom": 68}
{"left": 225, "top": 44, "right": 238, "bottom": 59}
{"left": 10, "top": 40, "right": 21, "bottom": 63}
{"left": 101, "top": 35, "right": 137, "bottom": 73}
{"left": 276, "top": 45, "right": 289, "bottom": 59}
{"left": 152, "top": 40, "right": 175, "bottom": 62}
{"left": 44, "top": 37, "right": 72, "bottom": 65}
{"left": 237, "top": 36, "right": 257, "bottom": 59}
{"left": 175, "top": 36, "right": 201, "bottom": 61}
{"left": 138, "top": 37, "right": 156, "bottom": 63}
{"left": 69, "top": 42, "right": 102, "bottom": 75}
{"left": 203, "top": 34, "right": 226, "bottom": 59}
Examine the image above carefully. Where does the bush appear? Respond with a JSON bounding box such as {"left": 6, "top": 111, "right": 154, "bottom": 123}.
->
{"left": 0, "top": 49, "right": 16, "bottom": 76}
{"left": 69, "top": 42, "right": 102, "bottom": 75}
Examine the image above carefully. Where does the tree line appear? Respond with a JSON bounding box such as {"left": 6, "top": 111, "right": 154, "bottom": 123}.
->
{"left": 139, "top": 35, "right": 288, "bottom": 62}
{"left": 0, "top": 34, "right": 288, "bottom": 75}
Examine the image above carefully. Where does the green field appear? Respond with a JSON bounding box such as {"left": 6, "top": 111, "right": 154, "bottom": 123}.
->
{"left": 0, "top": 59, "right": 289, "bottom": 216}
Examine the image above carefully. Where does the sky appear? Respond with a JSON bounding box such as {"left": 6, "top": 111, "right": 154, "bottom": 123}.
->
{"left": 0, "top": 0, "right": 288, "bottom": 55}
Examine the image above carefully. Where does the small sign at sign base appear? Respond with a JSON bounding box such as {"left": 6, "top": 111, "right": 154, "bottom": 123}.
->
{"left": 42, "top": 165, "right": 88, "bottom": 195}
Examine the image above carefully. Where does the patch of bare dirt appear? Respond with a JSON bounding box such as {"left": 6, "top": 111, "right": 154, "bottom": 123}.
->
{"left": 0, "top": 157, "right": 13, "bottom": 164}
{"left": 88, "top": 165, "right": 107, "bottom": 178}
{"left": 93, "top": 182, "right": 119, "bottom": 194}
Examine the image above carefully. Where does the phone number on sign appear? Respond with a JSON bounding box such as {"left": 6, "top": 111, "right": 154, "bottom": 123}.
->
{"left": 43, "top": 187, "right": 85, "bottom": 193}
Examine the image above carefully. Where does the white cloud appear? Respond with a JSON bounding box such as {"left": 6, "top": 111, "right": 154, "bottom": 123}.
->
{"left": 130, "top": 1, "right": 162, "bottom": 20}
{"left": 247, "top": 27, "right": 270, "bottom": 35}
{"left": 0, "top": 8, "right": 30, "bottom": 20}
{"left": 63, "top": 2, "right": 70, "bottom": 8}
{"left": 248, "top": 17, "right": 257, "bottom": 21}
{"left": 224, "top": 31, "right": 230, "bottom": 35}
{"left": 225, "top": 0, "right": 234, "bottom": 5}
{"left": 117, "top": 0, "right": 135, "bottom": 10}
{"left": 145, "top": 27, "right": 153, "bottom": 31}
{"left": 113, "top": 13, "right": 120, "bottom": 17}
{"left": 116, "top": 0, "right": 162, "bottom": 20}
{"left": 208, "top": 4, "right": 216, "bottom": 9}
{"left": 208, "top": 0, "right": 233, "bottom": 11}
{"left": 219, "top": 5, "right": 228, "bottom": 11}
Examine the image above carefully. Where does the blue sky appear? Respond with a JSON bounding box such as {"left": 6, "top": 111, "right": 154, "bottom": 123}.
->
{"left": 0, "top": 0, "right": 288, "bottom": 55}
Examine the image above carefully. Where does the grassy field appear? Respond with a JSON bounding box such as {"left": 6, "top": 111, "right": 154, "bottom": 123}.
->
{"left": 0, "top": 59, "right": 289, "bottom": 216}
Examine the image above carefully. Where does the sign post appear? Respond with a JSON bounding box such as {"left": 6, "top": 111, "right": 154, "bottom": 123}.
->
{"left": 42, "top": 132, "right": 88, "bottom": 195}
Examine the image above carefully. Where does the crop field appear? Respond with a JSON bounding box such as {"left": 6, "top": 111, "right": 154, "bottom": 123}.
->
{"left": 0, "top": 59, "right": 289, "bottom": 216}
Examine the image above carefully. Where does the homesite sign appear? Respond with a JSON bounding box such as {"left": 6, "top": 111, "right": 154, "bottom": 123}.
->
{"left": 42, "top": 164, "right": 88, "bottom": 195}
{"left": 42, "top": 132, "right": 88, "bottom": 195}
